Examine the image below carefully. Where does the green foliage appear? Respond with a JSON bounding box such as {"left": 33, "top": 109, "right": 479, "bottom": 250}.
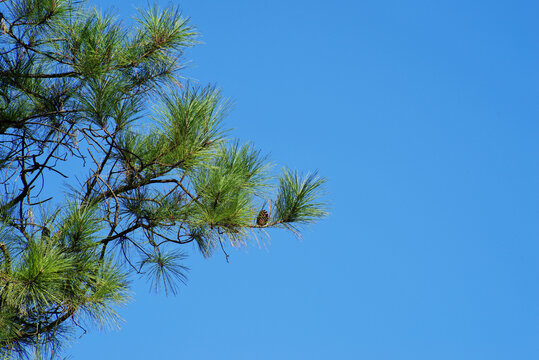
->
{"left": 156, "top": 85, "right": 228, "bottom": 168}
{"left": 141, "top": 249, "right": 188, "bottom": 296}
{"left": 0, "top": 0, "right": 327, "bottom": 357}
{"left": 0, "top": 234, "right": 129, "bottom": 358}
{"left": 274, "top": 169, "right": 328, "bottom": 226}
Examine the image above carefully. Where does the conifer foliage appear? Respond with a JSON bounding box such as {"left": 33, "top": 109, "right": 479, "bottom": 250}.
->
{"left": 0, "top": 0, "right": 327, "bottom": 357}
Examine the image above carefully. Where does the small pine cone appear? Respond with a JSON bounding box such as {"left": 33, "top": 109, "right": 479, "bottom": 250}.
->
{"left": 257, "top": 210, "right": 269, "bottom": 226}
{"left": 42, "top": 227, "right": 51, "bottom": 239}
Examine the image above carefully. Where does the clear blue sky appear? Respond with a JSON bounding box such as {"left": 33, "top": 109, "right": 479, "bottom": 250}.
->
{"left": 70, "top": 0, "right": 538, "bottom": 359}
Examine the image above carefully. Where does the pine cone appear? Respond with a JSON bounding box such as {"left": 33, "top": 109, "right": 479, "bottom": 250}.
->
{"left": 257, "top": 210, "right": 269, "bottom": 226}
{"left": 42, "top": 227, "right": 51, "bottom": 239}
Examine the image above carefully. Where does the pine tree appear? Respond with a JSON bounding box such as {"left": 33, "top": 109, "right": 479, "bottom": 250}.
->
{"left": 0, "top": 0, "right": 327, "bottom": 357}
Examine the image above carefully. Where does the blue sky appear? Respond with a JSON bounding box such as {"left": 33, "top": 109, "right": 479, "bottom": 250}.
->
{"left": 69, "top": 0, "right": 539, "bottom": 359}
